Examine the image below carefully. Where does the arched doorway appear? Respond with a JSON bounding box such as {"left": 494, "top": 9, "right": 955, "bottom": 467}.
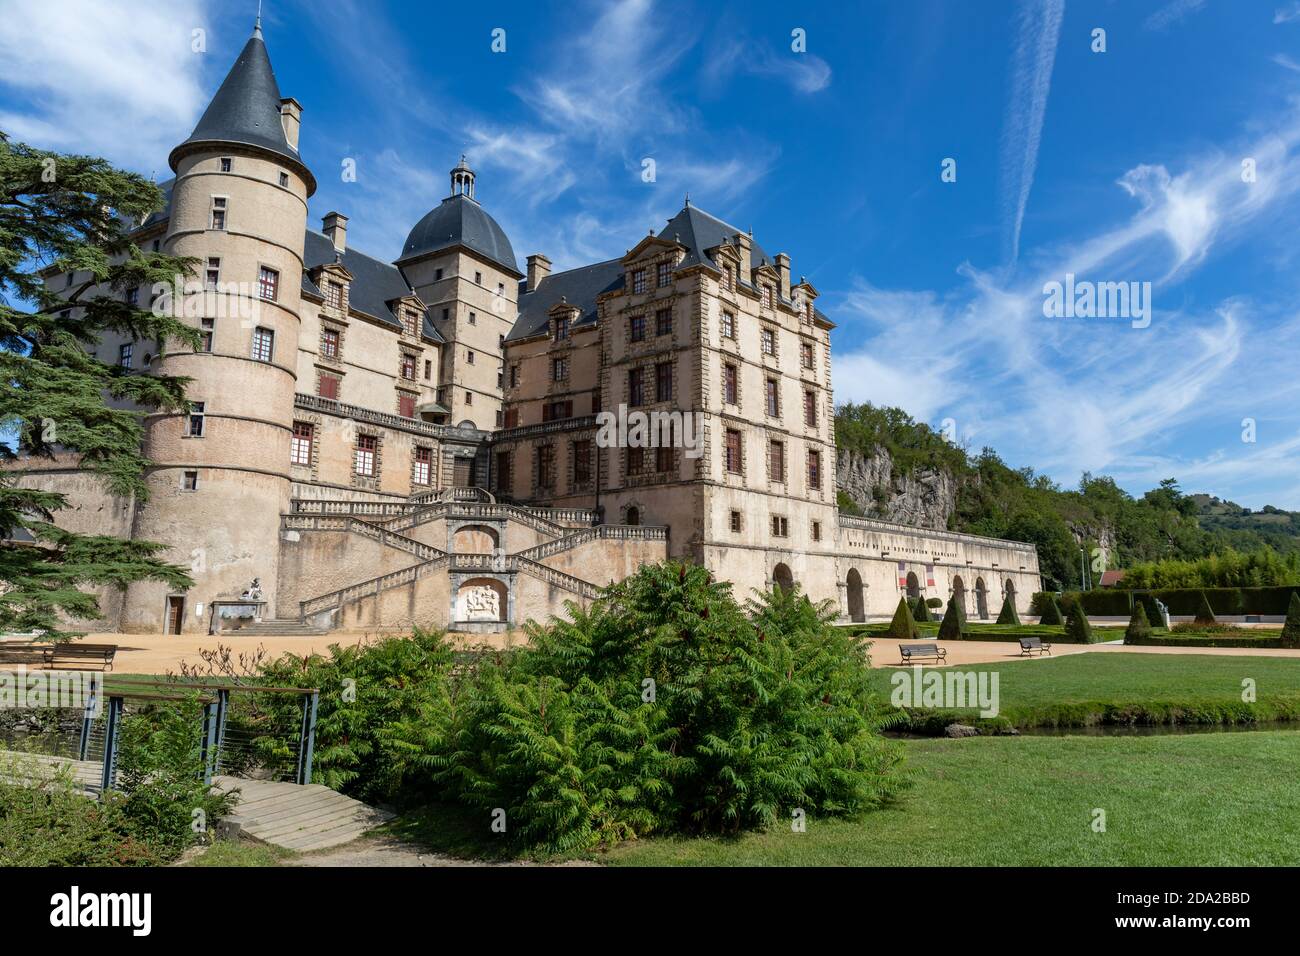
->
{"left": 773, "top": 563, "right": 794, "bottom": 595}
{"left": 975, "top": 577, "right": 989, "bottom": 620}
{"left": 905, "top": 571, "right": 920, "bottom": 600}
{"left": 952, "top": 575, "right": 966, "bottom": 617}
{"left": 846, "top": 568, "right": 865, "bottom": 623}
{"left": 625, "top": 506, "right": 640, "bottom": 526}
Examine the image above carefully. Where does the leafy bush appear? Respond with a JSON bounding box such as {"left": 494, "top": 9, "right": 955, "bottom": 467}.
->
{"left": 0, "top": 770, "right": 161, "bottom": 866}
{"left": 1283, "top": 592, "right": 1300, "bottom": 649}
{"left": 885, "top": 596, "right": 919, "bottom": 639}
{"left": 1124, "top": 603, "right": 1152, "bottom": 644}
{"left": 996, "top": 593, "right": 1021, "bottom": 625}
{"left": 926, "top": 597, "right": 942, "bottom": 608}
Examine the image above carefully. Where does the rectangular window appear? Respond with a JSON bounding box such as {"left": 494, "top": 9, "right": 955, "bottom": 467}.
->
{"left": 771, "top": 515, "right": 789, "bottom": 537}
{"left": 182, "top": 471, "right": 199, "bottom": 491}
{"left": 807, "top": 450, "right": 822, "bottom": 490}
{"left": 627, "top": 446, "right": 644, "bottom": 475}
{"left": 720, "top": 311, "right": 735, "bottom": 339}
{"left": 542, "top": 401, "right": 573, "bottom": 422}
{"left": 656, "top": 446, "right": 673, "bottom": 473}
{"left": 630, "top": 314, "right": 646, "bottom": 342}
{"left": 509, "top": 364, "right": 519, "bottom": 387}
{"left": 435, "top": 268, "right": 444, "bottom": 281}
{"left": 251, "top": 326, "right": 274, "bottom": 362}
{"left": 401, "top": 353, "right": 416, "bottom": 379}
{"left": 656, "top": 362, "right": 672, "bottom": 402}
{"left": 125, "top": 286, "right": 139, "bottom": 307}
{"left": 632, "top": 269, "right": 646, "bottom": 294}
{"left": 723, "top": 363, "right": 738, "bottom": 404}
{"left": 769, "top": 440, "right": 785, "bottom": 483}
{"left": 475, "top": 271, "right": 483, "bottom": 284}
{"left": 442, "top": 308, "right": 450, "bottom": 322}
{"left": 119, "top": 343, "right": 133, "bottom": 368}
{"left": 321, "top": 327, "right": 340, "bottom": 359}
{"left": 355, "top": 435, "right": 377, "bottom": 477}
{"left": 552, "top": 357, "right": 568, "bottom": 382}
{"left": 729, "top": 510, "right": 742, "bottom": 532}
{"left": 574, "top": 440, "right": 592, "bottom": 485}
{"left": 468, "top": 311, "right": 476, "bottom": 326}
{"left": 466, "top": 351, "right": 475, "bottom": 365}
{"left": 199, "top": 318, "right": 215, "bottom": 353}
{"left": 413, "top": 446, "right": 432, "bottom": 485}
{"left": 657, "top": 262, "right": 671, "bottom": 287}
{"left": 424, "top": 359, "right": 432, "bottom": 380}
{"left": 465, "top": 391, "right": 473, "bottom": 405}
{"left": 403, "top": 310, "right": 419, "bottom": 336}
{"left": 761, "top": 328, "right": 775, "bottom": 356}
{"left": 205, "top": 257, "right": 220, "bottom": 291}
{"left": 723, "top": 264, "right": 734, "bottom": 291}
{"left": 188, "top": 401, "right": 205, "bottom": 437}
{"left": 219, "top": 157, "right": 232, "bottom": 172}
{"left": 655, "top": 308, "right": 672, "bottom": 336}
{"left": 628, "top": 367, "right": 645, "bottom": 406}
{"left": 766, "top": 379, "right": 780, "bottom": 417}
{"left": 554, "top": 317, "right": 569, "bottom": 340}
{"left": 325, "top": 281, "right": 342, "bottom": 309}
{"left": 279, "top": 172, "right": 290, "bottom": 188}
{"left": 804, "top": 389, "right": 817, "bottom": 427}
{"left": 812, "top": 521, "right": 822, "bottom": 542}
{"left": 318, "top": 372, "right": 340, "bottom": 400}
{"left": 291, "top": 421, "right": 313, "bottom": 465}
{"left": 503, "top": 408, "right": 519, "bottom": 428}
{"left": 398, "top": 394, "right": 416, "bottom": 418}
{"left": 761, "top": 285, "right": 772, "bottom": 307}
{"left": 725, "top": 429, "right": 742, "bottom": 474}
{"left": 495, "top": 451, "right": 512, "bottom": 492}
{"left": 537, "top": 445, "right": 556, "bottom": 489}
{"left": 258, "top": 266, "right": 279, "bottom": 301}
{"left": 801, "top": 341, "right": 815, "bottom": 369}
{"left": 210, "top": 197, "right": 226, "bottom": 230}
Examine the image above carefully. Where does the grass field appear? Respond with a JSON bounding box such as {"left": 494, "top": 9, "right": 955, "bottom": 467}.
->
{"left": 867, "top": 651, "right": 1300, "bottom": 729}
{"left": 600, "top": 731, "right": 1300, "bottom": 866}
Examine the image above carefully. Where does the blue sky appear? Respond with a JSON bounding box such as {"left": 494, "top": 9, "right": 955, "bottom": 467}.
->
{"left": 4, "top": 0, "right": 1300, "bottom": 508}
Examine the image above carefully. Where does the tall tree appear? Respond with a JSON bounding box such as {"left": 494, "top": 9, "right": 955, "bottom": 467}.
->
{"left": 0, "top": 134, "right": 197, "bottom": 637}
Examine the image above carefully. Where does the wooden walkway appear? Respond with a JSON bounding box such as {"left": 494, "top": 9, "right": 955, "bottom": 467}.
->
{"left": 213, "top": 776, "right": 393, "bottom": 852}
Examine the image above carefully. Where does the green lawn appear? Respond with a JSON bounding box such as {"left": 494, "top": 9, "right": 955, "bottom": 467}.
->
{"left": 867, "top": 651, "right": 1300, "bottom": 729}
{"left": 601, "top": 731, "right": 1300, "bottom": 866}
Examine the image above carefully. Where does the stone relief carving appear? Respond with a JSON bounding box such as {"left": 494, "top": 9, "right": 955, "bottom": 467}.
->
{"left": 462, "top": 585, "right": 501, "bottom": 620}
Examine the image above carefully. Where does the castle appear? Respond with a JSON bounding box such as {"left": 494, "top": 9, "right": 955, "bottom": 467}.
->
{"left": 17, "top": 22, "right": 1041, "bottom": 637}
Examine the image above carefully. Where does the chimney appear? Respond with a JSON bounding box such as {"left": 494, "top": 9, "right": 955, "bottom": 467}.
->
{"left": 526, "top": 253, "right": 552, "bottom": 292}
{"left": 733, "top": 232, "right": 752, "bottom": 281}
{"left": 280, "top": 97, "right": 303, "bottom": 150}
{"left": 322, "top": 211, "right": 348, "bottom": 253}
{"left": 774, "top": 253, "right": 791, "bottom": 302}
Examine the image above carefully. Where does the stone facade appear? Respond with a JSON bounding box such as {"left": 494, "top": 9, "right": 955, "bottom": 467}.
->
{"left": 7, "top": 23, "right": 1041, "bottom": 637}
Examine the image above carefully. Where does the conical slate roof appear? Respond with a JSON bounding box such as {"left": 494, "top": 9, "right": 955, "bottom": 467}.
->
{"left": 168, "top": 22, "right": 315, "bottom": 192}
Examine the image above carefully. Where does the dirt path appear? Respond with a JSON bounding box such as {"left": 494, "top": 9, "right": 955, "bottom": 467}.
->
{"left": 289, "top": 835, "right": 595, "bottom": 867}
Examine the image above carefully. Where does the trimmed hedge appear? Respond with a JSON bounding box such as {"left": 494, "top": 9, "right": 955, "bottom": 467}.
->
{"left": 1042, "top": 585, "right": 1300, "bottom": 617}
{"left": 1123, "top": 631, "right": 1283, "bottom": 649}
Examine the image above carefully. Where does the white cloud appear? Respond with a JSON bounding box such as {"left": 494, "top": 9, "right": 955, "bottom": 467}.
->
{"left": 703, "top": 34, "right": 832, "bottom": 94}
{"left": 1275, "top": 3, "right": 1300, "bottom": 25}
{"left": 1144, "top": 0, "right": 1208, "bottom": 31}
{"left": 0, "top": 0, "right": 212, "bottom": 172}
{"left": 1274, "top": 53, "right": 1300, "bottom": 72}
{"left": 998, "top": 0, "right": 1065, "bottom": 263}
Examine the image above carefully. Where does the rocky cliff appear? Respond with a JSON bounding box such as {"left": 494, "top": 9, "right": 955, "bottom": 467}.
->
{"left": 836, "top": 446, "right": 960, "bottom": 530}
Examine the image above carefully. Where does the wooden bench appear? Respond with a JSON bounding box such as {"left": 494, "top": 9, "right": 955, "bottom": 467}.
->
{"left": 0, "top": 645, "right": 52, "bottom": 668}
{"left": 899, "top": 643, "right": 947, "bottom": 665}
{"left": 1019, "top": 636, "right": 1052, "bottom": 657}
{"left": 43, "top": 643, "right": 118, "bottom": 671}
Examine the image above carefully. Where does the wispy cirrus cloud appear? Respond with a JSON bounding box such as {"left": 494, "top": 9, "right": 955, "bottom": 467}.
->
{"left": 1144, "top": 0, "right": 1208, "bottom": 31}
{"left": 998, "top": 0, "right": 1065, "bottom": 264}
{"left": 0, "top": 0, "right": 213, "bottom": 171}
{"left": 702, "top": 32, "right": 833, "bottom": 94}
{"left": 1275, "top": 3, "right": 1300, "bottom": 24}
{"left": 833, "top": 103, "right": 1300, "bottom": 506}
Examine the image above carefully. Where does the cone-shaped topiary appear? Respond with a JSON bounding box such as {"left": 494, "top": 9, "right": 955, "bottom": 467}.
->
{"left": 1064, "top": 600, "right": 1094, "bottom": 643}
{"left": 1038, "top": 594, "right": 1063, "bottom": 626}
{"left": 886, "top": 596, "right": 920, "bottom": 640}
{"left": 1139, "top": 593, "right": 1163, "bottom": 630}
{"left": 1281, "top": 592, "right": 1300, "bottom": 649}
{"left": 1194, "top": 591, "right": 1217, "bottom": 626}
{"left": 938, "top": 596, "right": 966, "bottom": 640}
{"left": 996, "top": 592, "right": 1021, "bottom": 625}
{"left": 913, "top": 598, "right": 932, "bottom": 623}
{"left": 1124, "top": 602, "right": 1152, "bottom": 644}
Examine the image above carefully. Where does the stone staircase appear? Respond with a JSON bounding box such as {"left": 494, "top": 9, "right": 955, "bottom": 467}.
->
{"left": 233, "top": 619, "right": 329, "bottom": 637}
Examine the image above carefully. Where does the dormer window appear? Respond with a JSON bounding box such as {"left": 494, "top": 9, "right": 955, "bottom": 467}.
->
{"left": 325, "top": 280, "right": 342, "bottom": 309}
{"left": 761, "top": 285, "right": 772, "bottom": 308}
{"left": 553, "top": 316, "right": 569, "bottom": 341}
{"left": 657, "top": 262, "right": 671, "bottom": 287}
{"left": 632, "top": 269, "right": 647, "bottom": 294}
{"left": 723, "top": 264, "right": 734, "bottom": 291}
{"left": 402, "top": 310, "right": 418, "bottom": 337}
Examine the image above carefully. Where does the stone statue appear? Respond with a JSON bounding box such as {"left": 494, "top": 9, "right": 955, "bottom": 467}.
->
{"left": 241, "top": 577, "right": 263, "bottom": 601}
{"left": 463, "top": 585, "right": 500, "bottom": 620}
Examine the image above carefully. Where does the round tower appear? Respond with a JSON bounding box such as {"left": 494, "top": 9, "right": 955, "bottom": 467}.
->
{"left": 121, "top": 19, "right": 315, "bottom": 633}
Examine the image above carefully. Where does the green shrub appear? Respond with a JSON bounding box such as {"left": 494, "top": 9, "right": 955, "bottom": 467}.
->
{"left": 1037, "top": 593, "right": 1063, "bottom": 625}
{"left": 1124, "top": 603, "right": 1152, "bottom": 644}
{"left": 912, "top": 597, "right": 932, "bottom": 623}
{"left": 885, "top": 596, "right": 920, "bottom": 639}
{"left": 938, "top": 596, "right": 967, "bottom": 640}
{"left": 995, "top": 593, "right": 1021, "bottom": 625}
{"left": 1282, "top": 592, "right": 1300, "bottom": 649}
{"left": 1194, "top": 591, "right": 1217, "bottom": 625}
{"left": 926, "top": 597, "right": 943, "bottom": 609}
{"left": 1064, "top": 601, "right": 1094, "bottom": 643}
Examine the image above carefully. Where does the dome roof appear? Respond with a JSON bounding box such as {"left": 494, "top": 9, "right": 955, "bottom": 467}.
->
{"left": 399, "top": 194, "right": 520, "bottom": 277}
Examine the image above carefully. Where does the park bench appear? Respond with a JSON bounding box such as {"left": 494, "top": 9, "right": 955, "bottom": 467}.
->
{"left": 899, "top": 643, "right": 947, "bottom": 665}
{"left": 0, "top": 644, "right": 51, "bottom": 668}
{"left": 43, "top": 643, "right": 118, "bottom": 671}
{"left": 1019, "top": 636, "right": 1052, "bottom": 657}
